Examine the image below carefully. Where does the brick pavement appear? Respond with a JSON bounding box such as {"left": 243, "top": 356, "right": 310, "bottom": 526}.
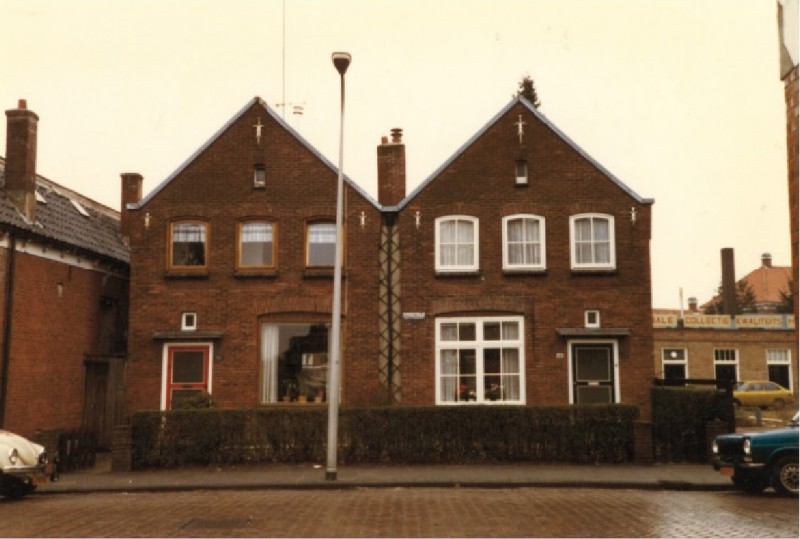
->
{"left": 1, "top": 487, "right": 797, "bottom": 537}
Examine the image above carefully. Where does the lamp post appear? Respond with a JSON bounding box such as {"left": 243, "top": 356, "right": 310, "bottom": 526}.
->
{"left": 326, "top": 51, "right": 351, "bottom": 481}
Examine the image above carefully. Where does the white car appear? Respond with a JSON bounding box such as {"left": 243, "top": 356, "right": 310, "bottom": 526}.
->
{"left": 0, "top": 430, "right": 52, "bottom": 499}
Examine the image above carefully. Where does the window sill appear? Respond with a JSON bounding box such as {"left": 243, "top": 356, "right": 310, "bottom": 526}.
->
{"left": 571, "top": 267, "right": 617, "bottom": 275}
{"left": 234, "top": 269, "right": 278, "bottom": 278}
{"left": 165, "top": 269, "right": 209, "bottom": 280}
{"left": 303, "top": 267, "right": 346, "bottom": 279}
{"left": 435, "top": 270, "right": 482, "bottom": 278}
{"left": 503, "top": 268, "right": 547, "bottom": 276}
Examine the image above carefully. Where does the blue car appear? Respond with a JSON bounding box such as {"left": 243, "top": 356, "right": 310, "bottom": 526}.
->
{"left": 711, "top": 411, "right": 799, "bottom": 496}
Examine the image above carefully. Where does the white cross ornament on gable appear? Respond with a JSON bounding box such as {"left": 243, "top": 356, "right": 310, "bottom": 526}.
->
{"left": 514, "top": 114, "right": 526, "bottom": 144}
{"left": 254, "top": 117, "right": 264, "bottom": 144}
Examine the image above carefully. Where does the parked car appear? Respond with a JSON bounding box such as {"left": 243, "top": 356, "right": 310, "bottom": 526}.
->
{"left": 733, "top": 381, "right": 794, "bottom": 410}
{"left": 711, "top": 411, "right": 799, "bottom": 496}
{"left": 0, "top": 430, "right": 51, "bottom": 499}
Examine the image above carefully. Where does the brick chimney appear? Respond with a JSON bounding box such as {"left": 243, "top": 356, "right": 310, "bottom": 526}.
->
{"left": 377, "top": 128, "right": 406, "bottom": 207}
{"left": 4, "top": 99, "right": 39, "bottom": 222}
{"left": 761, "top": 252, "right": 773, "bottom": 268}
{"left": 687, "top": 297, "right": 699, "bottom": 313}
{"left": 120, "top": 172, "right": 143, "bottom": 242}
{"left": 721, "top": 248, "right": 737, "bottom": 315}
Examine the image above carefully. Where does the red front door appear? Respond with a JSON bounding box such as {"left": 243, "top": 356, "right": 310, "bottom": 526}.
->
{"left": 165, "top": 345, "right": 210, "bottom": 409}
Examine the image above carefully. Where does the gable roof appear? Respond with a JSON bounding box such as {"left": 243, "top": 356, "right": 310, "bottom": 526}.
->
{"left": 394, "top": 96, "right": 654, "bottom": 210}
{"left": 0, "top": 157, "right": 129, "bottom": 264}
{"left": 130, "top": 97, "right": 380, "bottom": 210}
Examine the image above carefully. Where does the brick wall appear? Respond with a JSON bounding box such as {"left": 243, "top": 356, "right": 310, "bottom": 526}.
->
{"left": 0, "top": 247, "right": 127, "bottom": 438}
{"left": 126, "top": 100, "right": 383, "bottom": 412}
{"left": 395, "top": 101, "right": 655, "bottom": 418}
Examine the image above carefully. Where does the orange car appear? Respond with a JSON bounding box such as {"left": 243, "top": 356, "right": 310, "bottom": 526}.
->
{"left": 733, "top": 381, "right": 795, "bottom": 410}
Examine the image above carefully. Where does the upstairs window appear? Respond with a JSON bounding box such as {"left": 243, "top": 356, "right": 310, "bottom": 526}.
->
{"left": 570, "top": 214, "right": 615, "bottom": 270}
{"left": 169, "top": 221, "right": 208, "bottom": 269}
{"left": 238, "top": 221, "right": 275, "bottom": 269}
{"left": 306, "top": 221, "right": 337, "bottom": 267}
{"left": 502, "top": 215, "right": 545, "bottom": 271}
{"left": 435, "top": 216, "right": 479, "bottom": 273}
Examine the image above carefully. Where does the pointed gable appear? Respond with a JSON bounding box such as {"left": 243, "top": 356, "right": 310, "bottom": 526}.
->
{"left": 398, "top": 96, "right": 653, "bottom": 209}
{"left": 131, "top": 97, "right": 378, "bottom": 210}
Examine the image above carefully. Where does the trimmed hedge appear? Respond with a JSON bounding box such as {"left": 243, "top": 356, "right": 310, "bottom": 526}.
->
{"left": 131, "top": 404, "right": 638, "bottom": 469}
{"left": 652, "top": 386, "right": 731, "bottom": 463}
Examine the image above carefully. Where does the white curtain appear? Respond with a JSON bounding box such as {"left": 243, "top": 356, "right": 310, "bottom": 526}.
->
{"left": 507, "top": 218, "right": 540, "bottom": 265}
{"left": 440, "top": 350, "right": 458, "bottom": 402}
{"left": 260, "top": 324, "right": 280, "bottom": 402}
{"left": 593, "top": 219, "right": 610, "bottom": 263}
{"left": 501, "top": 349, "right": 520, "bottom": 401}
{"left": 439, "top": 219, "right": 474, "bottom": 267}
{"left": 242, "top": 222, "right": 273, "bottom": 243}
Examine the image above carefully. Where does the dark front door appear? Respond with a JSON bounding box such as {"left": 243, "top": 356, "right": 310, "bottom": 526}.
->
{"left": 572, "top": 344, "right": 615, "bottom": 404}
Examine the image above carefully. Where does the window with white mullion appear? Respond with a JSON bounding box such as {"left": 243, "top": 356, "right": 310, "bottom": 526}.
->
{"left": 436, "top": 316, "right": 525, "bottom": 405}
{"left": 435, "top": 216, "right": 479, "bottom": 272}
{"left": 569, "top": 213, "right": 615, "bottom": 270}
{"left": 503, "top": 214, "right": 545, "bottom": 270}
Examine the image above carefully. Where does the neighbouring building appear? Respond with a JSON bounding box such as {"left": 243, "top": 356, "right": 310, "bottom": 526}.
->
{"left": 124, "top": 95, "right": 655, "bottom": 419}
{"left": 0, "top": 100, "right": 129, "bottom": 447}
{"left": 653, "top": 252, "right": 798, "bottom": 394}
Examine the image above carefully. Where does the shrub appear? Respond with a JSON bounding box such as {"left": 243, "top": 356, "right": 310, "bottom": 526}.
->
{"left": 130, "top": 404, "right": 638, "bottom": 469}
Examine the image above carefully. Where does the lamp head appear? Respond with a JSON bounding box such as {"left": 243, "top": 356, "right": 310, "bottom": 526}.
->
{"left": 332, "top": 52, "right": 352, "bottom": 75}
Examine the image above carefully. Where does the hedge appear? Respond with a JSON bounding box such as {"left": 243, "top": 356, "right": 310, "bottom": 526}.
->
{"left": 131, "top": 404, "right": 638, "bottom": 469}
{"left": 652, "top": 386, "right": 731, "bottom": 463}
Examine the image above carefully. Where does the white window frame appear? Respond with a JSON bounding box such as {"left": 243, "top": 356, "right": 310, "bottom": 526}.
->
{"left": 181, "top": 312, "right": 197, "bottom": 331}
{"left": 569, "top": 213, "right": 616, "bottom": 270}
{"left": 766, "top": 349, "right": 793, "bottom": 391}
{"left": 435, "top": 215, "right": 479, "bottom": 273}
{"left": 435, "top": 316, "right": 525, "bottom": 405}
{"left": 661, "top": 348, "right": 689, "bottom": 379}
{"left": 502, "top": 214, "right": 546, "bottom": 271}
{"left": 584, "top": 310, "right": 601, "bottom": 328}
{"left": 713, "top": 348, "right": 739, "bottom": 381}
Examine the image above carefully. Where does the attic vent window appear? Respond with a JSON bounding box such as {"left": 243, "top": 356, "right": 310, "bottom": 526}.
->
{"left": 515, "top": 160, "right": 528, "bottom": 186}
{"left": 35, "top": 191, "right": 47, "bottom": 204}
{"left": 71, "top": 199, "right": 90, "bottom": 217}
{"left": 254, "top": 164, "right": 266, "bottom": 189}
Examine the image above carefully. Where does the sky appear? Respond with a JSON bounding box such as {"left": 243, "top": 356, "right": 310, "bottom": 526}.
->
{"left": 0, "top": 0, "right": 793, "bottom": 309}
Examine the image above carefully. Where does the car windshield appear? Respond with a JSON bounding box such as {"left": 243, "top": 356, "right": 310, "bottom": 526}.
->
{"left": 791, "top": 412, "right": 799, "bottom": 427}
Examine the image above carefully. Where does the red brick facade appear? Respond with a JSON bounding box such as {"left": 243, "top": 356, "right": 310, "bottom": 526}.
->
{"left": 125, "top": 98, "right": 383, "bottom": 412}
{"left": 393, "top": 100, "right": 654, "bottom": 417}
{"left": 125, "top": 97, "right": 655, "bottom": 419}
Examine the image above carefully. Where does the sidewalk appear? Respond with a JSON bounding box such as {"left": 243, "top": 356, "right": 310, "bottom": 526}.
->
{"left": 37, "top": 455, "right": 734, "bottom": 494}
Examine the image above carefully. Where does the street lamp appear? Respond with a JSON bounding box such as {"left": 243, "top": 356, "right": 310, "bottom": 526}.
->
{"left": 326, "top": 51, "right": 351, "bottom": 481}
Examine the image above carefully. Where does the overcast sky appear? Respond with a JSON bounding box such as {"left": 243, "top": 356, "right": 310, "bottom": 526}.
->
{"left": 0, "top": 0, "right": 792, "bottom": 309}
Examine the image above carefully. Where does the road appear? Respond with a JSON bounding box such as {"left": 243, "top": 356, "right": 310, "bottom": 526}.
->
{"left": 1, "top": 487, "right": 797, "bottom": 537}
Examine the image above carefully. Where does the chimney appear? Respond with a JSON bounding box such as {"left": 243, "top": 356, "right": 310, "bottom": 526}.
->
{"left": 4, "top": 99, "right": 39, "bottom": 222}
{"left": 377, "top": 128, "right": 406, "bottom": 207}
{"left": 761, "top": 252, "right": 773, "bottom": 268}
{"left": 688, "top": 297, "right": 698, "bottom": 313}
{"left": 721, "top": 248, "right": 737, "bottom": 315}
{"left": 120, "top": 172, "right": 143, "bottom": 242}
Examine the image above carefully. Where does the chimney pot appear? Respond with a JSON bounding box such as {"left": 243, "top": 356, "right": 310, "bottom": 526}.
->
{"left": 761, "top": 252, "right": 773, "bottom": 267}
{"left": 18, "top": 99, "right": 26, "bottom": 109}
{"left": 688, "top": 297, "right": 698, "bottom": 312}
{"left": 381, "top": 136, "right": 388, "bottom": 145}
{"left": 390, "top": 128, "right": 403, "bottom": 144}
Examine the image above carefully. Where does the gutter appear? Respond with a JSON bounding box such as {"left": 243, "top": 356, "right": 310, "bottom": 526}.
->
{"left": 0, "top": 233, "right": 16, "bottom": 427}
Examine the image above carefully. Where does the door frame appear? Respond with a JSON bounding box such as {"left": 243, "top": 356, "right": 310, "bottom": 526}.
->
{"left": 567, "top": 339, "right": 620, "bottom": 404}
{"left": 161, "top": 342, "right": 214, "bottom": 410}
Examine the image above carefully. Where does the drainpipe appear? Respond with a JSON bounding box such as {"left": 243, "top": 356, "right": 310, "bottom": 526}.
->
{"left": 0, "top": 234, "right": 17, "bottom": 428}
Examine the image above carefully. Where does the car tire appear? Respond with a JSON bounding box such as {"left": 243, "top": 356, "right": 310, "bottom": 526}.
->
{"left": 771, "top": 455, "right": 799, "bottom": 497}
{"left": 772, "top": 398, "right": 785, "bottom": 411}
{"left": 0, "top": 477, "right": 33, "bottom": 500}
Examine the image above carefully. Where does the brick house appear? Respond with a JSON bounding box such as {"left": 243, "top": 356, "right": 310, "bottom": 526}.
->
{"left": 0, "top": 100, "right": 129, "bottom": 447}
{"left": 385, "top": 97, "right": 655, "bottom": 417}
{"left": 123, "top": 97, "right": 383, "bottom": 412}
{"left": 124, "top": 95, "right": 655, "bottom": 419}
